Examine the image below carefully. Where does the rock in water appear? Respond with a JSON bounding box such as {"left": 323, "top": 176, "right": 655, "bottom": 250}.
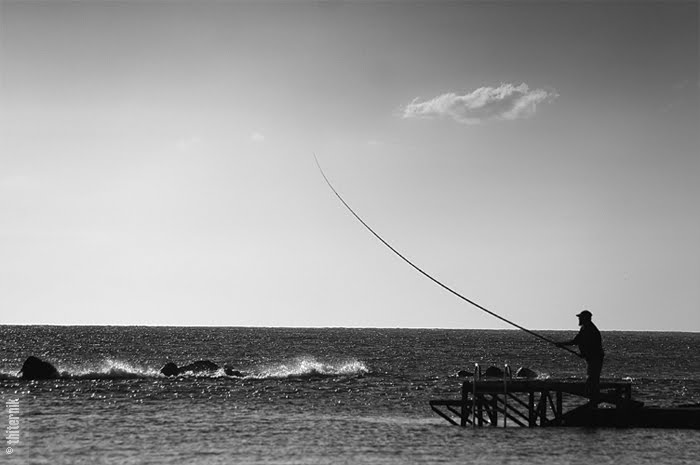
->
{"left": 483, "top": 366, "right": 505, "bottom": 378}
{"left": 515, "top": 367, "right": 538, "bottom": 379}
{"left": 160, "top": 360, "right": 221, "bottom": 376}
{"left": 160, "top": 362, "right": 179, "bottom": 377}
{"left": 19, "top": 356, "right": 60, "bottom": 380}
{"left": 179, "top": 360, "right": 220, "bottom": 374}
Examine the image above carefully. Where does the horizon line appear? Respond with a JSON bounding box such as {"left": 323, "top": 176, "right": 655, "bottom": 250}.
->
{"left": 0, "top": 323, "right": 697, "bottom": 334}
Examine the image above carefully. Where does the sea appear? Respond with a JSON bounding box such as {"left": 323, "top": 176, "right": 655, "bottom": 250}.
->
{"left": 1, "top": 326, "right": 698, "bottom": 464}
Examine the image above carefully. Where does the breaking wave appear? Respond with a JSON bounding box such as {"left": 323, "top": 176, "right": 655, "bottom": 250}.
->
{"left": 0, "top": 357, "right": 369, "bottom": 381}
{"left": 66, "top": 360, "right": 162, "bottom": 379}
{"left": 249, "top": 357, "right": 369, "bottom": 380}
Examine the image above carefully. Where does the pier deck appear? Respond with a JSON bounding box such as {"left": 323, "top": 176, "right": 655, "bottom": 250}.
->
{"left": 430, "top": 378, "right": 699, "bottom": 429}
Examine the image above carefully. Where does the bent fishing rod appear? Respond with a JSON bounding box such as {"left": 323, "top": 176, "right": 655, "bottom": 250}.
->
{"left": 314, "top": 154, "right": 580, "bottom": 358}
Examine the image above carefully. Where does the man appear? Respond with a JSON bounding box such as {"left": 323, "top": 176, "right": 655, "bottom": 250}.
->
{"left": 557, "top": 310, "right": 604, "bottom": 403}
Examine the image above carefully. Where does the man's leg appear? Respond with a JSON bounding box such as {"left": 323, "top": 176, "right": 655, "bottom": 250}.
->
{"left": 587, "top": 356, "right": 603, "bottom": 405}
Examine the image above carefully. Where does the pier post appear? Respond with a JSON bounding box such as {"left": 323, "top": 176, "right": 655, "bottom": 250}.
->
{"left": 490, "top": 395, "right": 498, "bottom": 426}
{"left": 472, "top": 363, "right": 479, "bottom": 428}
{"left": 477, "top": 394, "right": 484, "bottom": 426}
{"left": 503, "top": 364, "right": 508, "bottom": 428}
{"left": 556, "top": 390, "right": 563, "bottom": 425}
{"left": 538, "top": 391, "right": 548, "bottom": 425}
{"left": 460, "top": 381, "right": 469, "bottom": 427}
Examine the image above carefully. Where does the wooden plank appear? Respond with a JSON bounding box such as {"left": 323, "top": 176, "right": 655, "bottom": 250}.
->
{"left": 556, "top": 391, "right": 563, "bottom": 426}
{"left": 477, "top": 394, "right": 484, "bottom": 426}
{"left": 431, "top": 404, "right": 459, "bottom": 426}
{"left": 537, "top": 392, "right": 548, "bottom": 426}
{"left": 506, "top": 392, "right": 531, "bottom": 411}
{"left": 446, "top": 405, "right": 470, "bottom": 424}
{"left": 492, "top": 396, "right": 528, "bottom": 427}
{"left": 500, "top": 394, "right": 531, "bottom": 423}
{"left": 547, "top": 392, "right": 557, "bottom": 418}
{"left": 461, "top": 381, "right": 470, "bottom": 427}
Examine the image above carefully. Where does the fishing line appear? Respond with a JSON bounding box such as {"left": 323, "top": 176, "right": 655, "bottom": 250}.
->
{"left": 314, "top": 154, "right": 579, "bottom": 357}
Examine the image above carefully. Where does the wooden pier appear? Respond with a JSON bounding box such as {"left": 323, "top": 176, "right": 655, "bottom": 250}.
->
{"left": 430, "top": 368, "right": 700, "bottom": 429}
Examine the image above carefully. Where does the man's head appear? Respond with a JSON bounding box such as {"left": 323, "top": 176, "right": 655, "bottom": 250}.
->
{"left": 576, "top": 310, "right": 592, "bottom": 325}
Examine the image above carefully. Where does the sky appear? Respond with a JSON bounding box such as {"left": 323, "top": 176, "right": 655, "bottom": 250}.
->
{"left": 0, "top": 1, "right": 698, "bottom": 331}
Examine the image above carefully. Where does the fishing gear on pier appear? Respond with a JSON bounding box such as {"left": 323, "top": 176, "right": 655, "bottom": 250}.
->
{"left": 314, "top": 154, "right": 579, "bottom": 357}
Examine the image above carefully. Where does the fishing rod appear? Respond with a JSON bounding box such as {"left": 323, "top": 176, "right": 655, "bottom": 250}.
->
{"left": 314, "top": 154, "right": 580, "bottom": 358}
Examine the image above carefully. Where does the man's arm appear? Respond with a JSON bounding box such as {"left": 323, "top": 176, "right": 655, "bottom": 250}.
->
{"left": 557, "top": 331, "right": 581, "bottom": 348}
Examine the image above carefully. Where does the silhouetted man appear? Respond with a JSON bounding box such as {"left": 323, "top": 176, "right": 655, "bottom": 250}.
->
{"left": 557, "top": 310, "right": 604, "bottom": 403}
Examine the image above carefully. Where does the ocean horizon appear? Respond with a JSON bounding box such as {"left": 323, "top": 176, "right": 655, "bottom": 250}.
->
{"left": 2, "top": 326, "right": 698, "bottom": 464}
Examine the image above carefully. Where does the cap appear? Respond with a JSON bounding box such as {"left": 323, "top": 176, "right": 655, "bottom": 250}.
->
{"left": 576, "top": 310, "right": 592, "bottom": 319}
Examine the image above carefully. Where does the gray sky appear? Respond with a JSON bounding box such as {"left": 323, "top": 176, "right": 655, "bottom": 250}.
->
{"left": 1, "top": 1, "right": 698, "bottom": 330}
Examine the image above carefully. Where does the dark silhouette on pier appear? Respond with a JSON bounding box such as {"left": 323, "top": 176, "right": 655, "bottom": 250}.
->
{"left": 557, "top": 310, "right": 605, "bottom": 403}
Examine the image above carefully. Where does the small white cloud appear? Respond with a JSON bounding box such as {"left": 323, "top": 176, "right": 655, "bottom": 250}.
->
{"left": 403, "top": 83, "right": 558, "bottom": 124}
{"left": 251, "top": 132, "right": 265, "bottom": 143}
